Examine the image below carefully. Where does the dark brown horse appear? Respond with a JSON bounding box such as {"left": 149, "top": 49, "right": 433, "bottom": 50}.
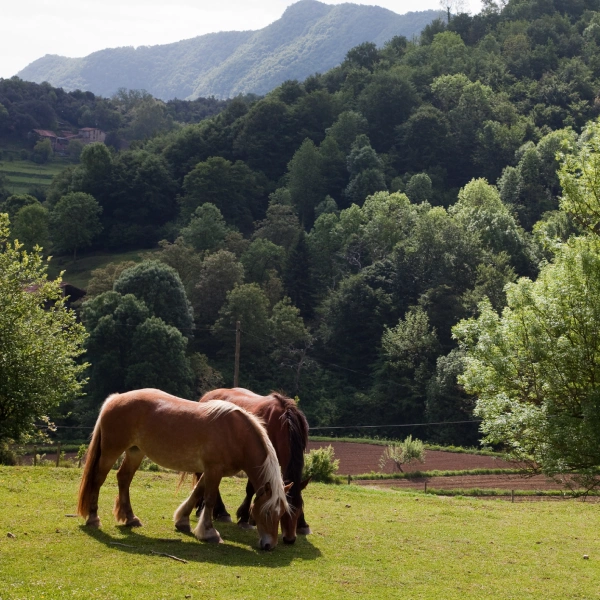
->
{"left": 78, "top": 388, "right": 290, "bottom": 550}
{"left": 197, "top": 387, "right": 310, "bottom": 544}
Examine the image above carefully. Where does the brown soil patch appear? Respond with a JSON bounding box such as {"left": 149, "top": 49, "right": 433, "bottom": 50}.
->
{"left": 307, "top": 441, "right": 571, "bottom": 493}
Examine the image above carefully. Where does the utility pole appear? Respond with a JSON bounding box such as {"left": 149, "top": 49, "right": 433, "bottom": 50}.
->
{"left": 233, "top": 320, "right": 241, "bottom": 387}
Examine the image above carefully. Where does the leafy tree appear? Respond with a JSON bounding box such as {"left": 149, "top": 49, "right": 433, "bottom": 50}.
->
{"left": 113, "top": 261, "right": 194, "bottom": 336}
{"left": 181, "top": 202, "right": 228, "bottom": 253}
{"left": 455, "top": 236, "right": 600, "bottom": 491}
{"left": 0, "top": 194, "right": 39, "bottom": 219}
{"left": 49, "top": 192, "right": 103, "bottom": 260}
{"left": 379, "top": 436, "right": 425, "bottom": 472}
{"left": 12, "top": 202, "right": 49, "bottom": 252}
{"left": 86, "top": 260, "right": 137, "bottom": 297}
{"left": 0, "top": 214, "right": 87, "bottom": 446}
{"left": 125, "top": 316, "right": 193, "bottom": 397}
{"left": 194, "top": 250, "right": 244, "bottom": 325}
{"left": 253, "top": 195, "right": 302, "bottom": 252}
{"left": 181, "top": 156, "right": 266, "bottom": 232}
{"left": 31, "top": 138, "right": 53, "bottom": 164}
{"left": 240, "top": 239, "right": 286, "bottom": 286}
{"left": 287, "top": 138, "right": 324, "bottom": 229}
{"left": 213, "top": 283, "right": 271, "bottom": 353}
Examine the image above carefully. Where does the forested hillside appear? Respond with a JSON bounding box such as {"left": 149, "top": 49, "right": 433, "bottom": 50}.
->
{"left": 5, "top": 0, "right": 600, "bottom": 446}
{"left": 16, "top": 1, "right": 438, "bottom": 100}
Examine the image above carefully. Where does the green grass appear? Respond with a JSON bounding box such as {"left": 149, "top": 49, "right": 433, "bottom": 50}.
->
{"left": 0, "top": 159, "right": 68, "bottom": 194}
{"left": 1, "top": 467, "right": 600, "bottom": 599}
{"left": 47, "top": 248, "right": 159, "bottom": 289}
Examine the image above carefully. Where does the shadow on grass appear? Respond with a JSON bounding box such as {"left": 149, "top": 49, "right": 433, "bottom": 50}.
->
{"left": 80, "top": 520, "right": 321, "bottom": 567}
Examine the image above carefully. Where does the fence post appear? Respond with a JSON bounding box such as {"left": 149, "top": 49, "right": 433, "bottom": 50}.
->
{"left": 347, "top": 474, "right": 351, "bottom": 485}
{"left": 424, "top": 480, "right": 427, "bottom": 493}
{"left": 33, "top": 448, "right": 37, "bottom": 467}
{"left": 56, "top": 442, "right": 61, "bottom": 467}
{"left": 511, "top": 489, "right": 514, "bottom": 503}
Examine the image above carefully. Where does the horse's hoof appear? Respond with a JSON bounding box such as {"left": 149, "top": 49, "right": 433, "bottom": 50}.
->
{"left": 86, "top": 517, "right": 101, "bottom": 528}
{"left": 215, "top": 514, "right": 232, "bottom": 523}
{"left": 296, "top": 526, "right": 312, "bottom": 535}
{"left": 202, "top": 529, "right": 222, "bottom": 543}
{"left": 238, "top": 521, "right": 256, "bottom": 530}
{"left": 175, "top": 522, "right": 191, "bottom": 533}
{"left": 126, "top": 517, "right": 142, "bottom": 527}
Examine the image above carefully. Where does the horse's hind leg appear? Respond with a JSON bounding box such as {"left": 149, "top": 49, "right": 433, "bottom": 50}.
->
{"left": 86, "top": 451, "right": 124, "bottom": 528}
{"left": 114, "top": 447, "right": 145, "bottom": 527}
{"left": 236, "top": 480, "right": 255, "bottom": 529}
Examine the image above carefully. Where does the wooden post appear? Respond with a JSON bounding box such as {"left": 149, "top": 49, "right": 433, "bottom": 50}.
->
{"left": 233, "top": 320, "right": 241, "bottom": 387}
{"left": 511, "top": 489, "right": 514, "bottom": 503}
{"left": 33, "top": 448, "right": 37, "bottom": 467}
{"left": 424, "top": 480, "right": 427, "bottom": 493}
{"left": 56, "top": 442, "right": 61, "bottom": 467}
{"left": 347, "top": 474, "right": 351, "bottom": 485}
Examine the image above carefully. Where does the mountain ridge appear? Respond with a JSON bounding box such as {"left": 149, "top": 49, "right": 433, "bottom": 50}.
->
{"left": 17, "top": 1, "right": 439, "bottom": 100}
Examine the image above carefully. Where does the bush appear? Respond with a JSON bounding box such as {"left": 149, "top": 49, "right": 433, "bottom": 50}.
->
{"left": 0, "top": 443, "right": 17, "bottom": 465}
{"left": 379, "top": 435, "right": 425, "bottom": 472}
{"left": 303, "top": 445, "right": 340, "bottom": 483}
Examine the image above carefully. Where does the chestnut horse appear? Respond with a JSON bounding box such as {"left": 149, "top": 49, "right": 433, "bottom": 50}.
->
{"left": 197, "top": 387, "right": 310, "bottom": 544}
{"left": 78, "top": 388, "right": 290, "bottom": 550}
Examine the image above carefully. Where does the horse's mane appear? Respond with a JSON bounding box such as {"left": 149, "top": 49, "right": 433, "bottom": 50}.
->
{"left": 270, "top": 393, "right": 309, "bottom": 511}
{"left": 202, "top": 400, "right": 289, "bottom": 516}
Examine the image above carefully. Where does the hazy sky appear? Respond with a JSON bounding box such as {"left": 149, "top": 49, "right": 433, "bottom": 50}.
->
{"left": 0, "top": 0, "right": 483, "bottom": 80}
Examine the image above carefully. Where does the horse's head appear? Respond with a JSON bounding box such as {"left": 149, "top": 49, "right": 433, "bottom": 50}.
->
{"left": 280, "top": 477, "right": 311, "bottom": 544}
{"left": 250, "top": 482, "right": 293, "bottom": 551}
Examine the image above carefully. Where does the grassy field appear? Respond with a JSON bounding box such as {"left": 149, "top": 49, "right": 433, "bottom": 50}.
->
{"left": 47, "top": 249, "right": 159, "bottom": 289}
{"left": 0, "top": 160, "right": 68, "bottom": 195}
{"left": 1, "top": 467, "right": 599, "bottom": 599}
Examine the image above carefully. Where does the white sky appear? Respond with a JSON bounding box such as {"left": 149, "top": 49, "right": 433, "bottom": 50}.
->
{"left": 0, "top": 0, "right": 483, "bottom": 80}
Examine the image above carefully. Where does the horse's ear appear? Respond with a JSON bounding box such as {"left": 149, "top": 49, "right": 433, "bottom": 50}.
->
{"left": 300, "top": 477, "right": 311, "bottom": 490}
{"left": 284, "top": 482, "right": 294, "bottom": 493}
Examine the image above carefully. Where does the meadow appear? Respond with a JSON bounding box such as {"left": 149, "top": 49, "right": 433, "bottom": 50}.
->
{"left": 0, "top": 160, "right": 67, "bottom": 195}
{"left": 1, "top": 467, "right": 599, "bottom": 599}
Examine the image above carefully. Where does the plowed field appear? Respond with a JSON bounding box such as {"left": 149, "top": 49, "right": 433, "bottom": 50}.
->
{"left": 307, "top": 440, "right": 570, "bottom": 493}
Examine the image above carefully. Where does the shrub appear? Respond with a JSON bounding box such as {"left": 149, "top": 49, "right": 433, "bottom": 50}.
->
{"left": 303, "top": 445, "right": 339, "bottom": 483}
{"left": 379, "top": 435, "right": 425, "bottom": 472}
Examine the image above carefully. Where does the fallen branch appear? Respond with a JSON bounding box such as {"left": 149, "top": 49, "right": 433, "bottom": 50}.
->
{"left": 150, "top": 550, "right": 188, "bottom": 563}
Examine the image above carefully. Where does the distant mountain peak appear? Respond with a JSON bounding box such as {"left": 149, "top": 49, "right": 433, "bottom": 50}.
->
{"left": 17, "top": 3, "right": 438, "bottom": 100}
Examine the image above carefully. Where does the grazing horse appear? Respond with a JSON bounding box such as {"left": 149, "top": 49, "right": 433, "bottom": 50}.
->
{"left": 77, "top": 388, "right": 290, "bottom": 550}
{"left": 197, "top": 387, "right": 311, "bottom": 544}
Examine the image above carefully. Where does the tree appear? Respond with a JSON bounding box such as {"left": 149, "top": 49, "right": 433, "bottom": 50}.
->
{"left": 455, "top": 237, "right": 600, "bottom": 491}
{"left": 213, "top": 283, "right": 271, "bottom": 353}
{"left": 86, "top": 260, "right": 137, "bottom": 298}
{"left": 0, "top": 213, "right": 87, "bottom": 447}
{"left": 50, "top": 192, "right": 103, "bottom": 260}
{"left": 181, "top": 203, "right": 228, "bottom": 253}
{"left": 32, "top": 138, "right": 53, "bottom": 164}
{"left": 194, "top": 250, "right": 244, "bottom": 325}
{"left": 379, "top": 436, "right": 425, "bottom": 472}
{"left": 287, "top": 138, "right": 324, "bottom": 229}
{"left": 12, "top": 202, "right": 49, "bottom": 252}
{"left": 113, "top": 261, "right": 194, "bottom": 336}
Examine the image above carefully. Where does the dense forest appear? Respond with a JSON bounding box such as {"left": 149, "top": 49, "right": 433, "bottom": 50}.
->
{"left": 0, "top": 81, "right": 244, "bottom": 153}
{"left": 4, "top": 0, "right": 600, "bottom": 446}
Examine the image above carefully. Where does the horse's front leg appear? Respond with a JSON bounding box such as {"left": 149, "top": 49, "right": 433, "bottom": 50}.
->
{"left": 174, "top": 474, "right": 205, "bottom": 533}
{"left": 236, "top": 479, "right": 255, "bottom": 530}
{"left": 213, "top": 491, "right": 232, "bottom": 522}
{"left": 194, "top": 471, "right": 223, "bottom": 543}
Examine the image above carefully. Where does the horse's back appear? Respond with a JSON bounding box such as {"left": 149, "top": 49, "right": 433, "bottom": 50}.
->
{"left": 97, "top": 389, "right": 252, "bottom": 473}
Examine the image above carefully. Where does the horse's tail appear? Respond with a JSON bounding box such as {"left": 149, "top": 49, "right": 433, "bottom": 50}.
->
{"left": 276, "top": 395, "right": 309, "bottom": 510}
{"left": 77, "top": 418, "right": 102, "bottom": 519}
